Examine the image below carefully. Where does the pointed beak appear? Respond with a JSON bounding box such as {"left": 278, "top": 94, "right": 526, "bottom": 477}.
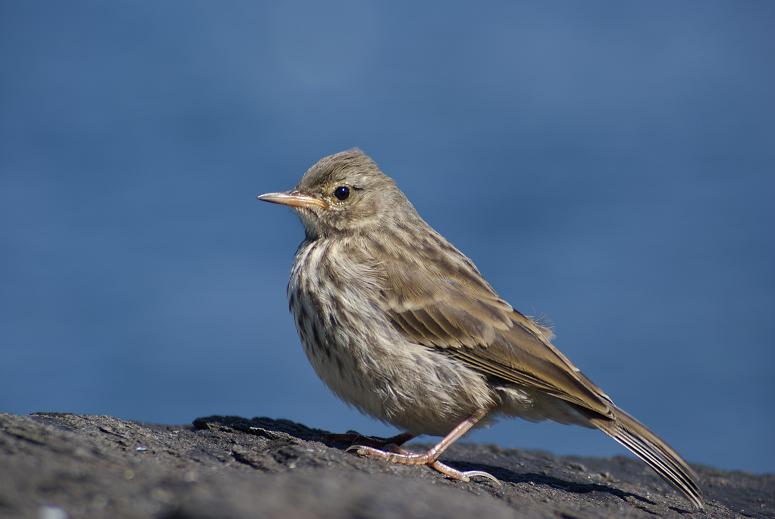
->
{"left": 257, "top": 190, "right": 328, "bottom": 210}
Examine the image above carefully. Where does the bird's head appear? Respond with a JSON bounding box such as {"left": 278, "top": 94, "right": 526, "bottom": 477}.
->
{"left": 258, "top": 149, "right": 411, "bottom": 239}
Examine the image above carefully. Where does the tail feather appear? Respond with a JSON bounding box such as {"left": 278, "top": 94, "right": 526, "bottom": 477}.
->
{"left": 590, "top": 407, "right": 704, "bottom": 510}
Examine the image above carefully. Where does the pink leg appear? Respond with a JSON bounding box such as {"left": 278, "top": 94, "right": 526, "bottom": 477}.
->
{"left": 347, "top": 409, "right": 500, "bottom": 484}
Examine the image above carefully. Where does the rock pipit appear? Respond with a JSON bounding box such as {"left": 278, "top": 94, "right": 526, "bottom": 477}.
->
{"left": 257, "top": 149, "right": 703, "bottom": 509}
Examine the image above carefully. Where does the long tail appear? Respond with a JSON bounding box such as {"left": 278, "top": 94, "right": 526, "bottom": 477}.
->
{"left": 589, "top": 407, "right": 704, "bottom": 510}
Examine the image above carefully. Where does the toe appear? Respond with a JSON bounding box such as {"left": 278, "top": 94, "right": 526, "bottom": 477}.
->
{"left": 345, "top": 445, "right": 366, "bottom": 455}
{"left": 463, "top": 470, "right": 502, "bottom": 486}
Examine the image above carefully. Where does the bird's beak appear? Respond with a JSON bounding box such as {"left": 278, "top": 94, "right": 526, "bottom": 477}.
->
{"left": 257, "top": 190, "right": 328, "bottom": 210}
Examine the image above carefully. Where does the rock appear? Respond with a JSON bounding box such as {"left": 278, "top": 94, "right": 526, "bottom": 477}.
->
{"left": 0, "top": 413, "right": 772, "bottom": 518}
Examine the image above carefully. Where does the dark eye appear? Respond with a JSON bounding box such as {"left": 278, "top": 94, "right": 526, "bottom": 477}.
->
{"left": 333, "top": 186, "right": 350, "bottom": 201}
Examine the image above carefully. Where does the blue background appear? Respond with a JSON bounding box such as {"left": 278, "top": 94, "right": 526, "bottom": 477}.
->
{"left": 1, "top": 1, "right": 773, "bottom": 473}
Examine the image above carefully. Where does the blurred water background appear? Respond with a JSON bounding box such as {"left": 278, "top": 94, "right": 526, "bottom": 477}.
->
{"left": 1, "top": 1, "right": 773, "bottom": 473}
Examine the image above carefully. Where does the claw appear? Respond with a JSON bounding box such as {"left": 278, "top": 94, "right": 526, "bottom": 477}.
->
{"left": 429, "top": 459, "right": 502, "bottom": 485}
{"left": 345, "top": 445, "right": 366, "bottom": 455}
{"left": 460, "top": 470, "right": 502, "bottom": 486}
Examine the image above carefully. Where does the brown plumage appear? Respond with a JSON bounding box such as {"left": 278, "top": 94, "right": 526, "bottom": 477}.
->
{"left": 257, "top": 149, "right": 703, "bottom": 509}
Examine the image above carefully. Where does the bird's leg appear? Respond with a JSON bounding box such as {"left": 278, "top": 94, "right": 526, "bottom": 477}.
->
{"left": 348, "top": 409, "right": 487, "bottom": 464}
{"left": 347, "top": 409, "right": 499, "bottom": 483}
{"left": 322, "top": 431, "right": 414, "bottom": 449}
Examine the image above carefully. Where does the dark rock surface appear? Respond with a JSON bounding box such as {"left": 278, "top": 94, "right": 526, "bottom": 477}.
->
{"left": 0, "top": 413, "right": 772, "bottom": 518}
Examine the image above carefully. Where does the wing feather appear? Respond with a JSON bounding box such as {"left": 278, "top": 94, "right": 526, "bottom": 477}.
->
{"left": 376, "top": 235, "right": 614, "bottom": 419}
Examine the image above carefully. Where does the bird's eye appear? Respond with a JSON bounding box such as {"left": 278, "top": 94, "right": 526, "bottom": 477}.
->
{"left": 333, "top": 186, "right": 350, "bottom": 201}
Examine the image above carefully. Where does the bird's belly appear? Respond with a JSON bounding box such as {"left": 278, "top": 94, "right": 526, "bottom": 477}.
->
{"left": 289, "top": 288, "right": 496, "bottom": 436}
{"left": 288, "top": 238, "right": 499, "bottom": 435}
{"left": 303, "top": 333, "right": 496, "bottom": 435}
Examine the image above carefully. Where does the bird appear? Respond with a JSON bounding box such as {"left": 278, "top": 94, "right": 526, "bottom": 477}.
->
{"left": 257, "top": 149, "right": 703, "bottom": 510}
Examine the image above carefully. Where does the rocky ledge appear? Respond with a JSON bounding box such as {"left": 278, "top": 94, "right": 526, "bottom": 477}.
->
{"left": 0, "top": 413, "right": 772, "bottom": 518}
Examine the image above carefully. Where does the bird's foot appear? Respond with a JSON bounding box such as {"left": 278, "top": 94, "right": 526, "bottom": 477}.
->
{"left": 429, "top": 459, "right": 501, "bottom": 485}
{"left": 346, "top": 444, "right": 501, "bottom": 486}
